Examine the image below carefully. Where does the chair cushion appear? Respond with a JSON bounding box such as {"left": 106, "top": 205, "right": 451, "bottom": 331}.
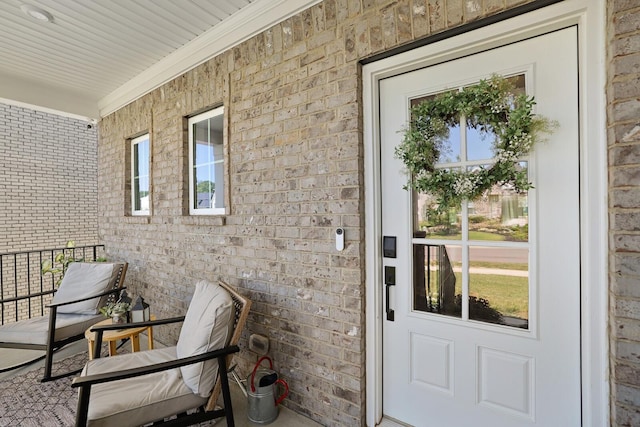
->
{"left": 176, "top": 280, "right": 234, "bottom": 397}
{"left": 52, "top": 263, "right": 120, "bottom": 314}
{"left": 0, "top": 313, "right": 102, "bottom": 345}
{"left": 83, "top": 347, "right": 208, "bottom": 427}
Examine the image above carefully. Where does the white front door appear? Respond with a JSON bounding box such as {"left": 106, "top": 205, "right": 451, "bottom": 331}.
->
{"left": 379, "top": 27, "right": 580, "bottom": 426}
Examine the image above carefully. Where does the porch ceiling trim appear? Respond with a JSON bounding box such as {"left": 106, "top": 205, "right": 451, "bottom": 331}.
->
{"left": 98, "top": 0, "right": 321, "bottom": 118}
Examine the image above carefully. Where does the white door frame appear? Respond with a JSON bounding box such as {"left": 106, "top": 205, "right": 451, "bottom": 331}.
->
{"left": 363, "top": 1, "right": 608, "bottom": 426}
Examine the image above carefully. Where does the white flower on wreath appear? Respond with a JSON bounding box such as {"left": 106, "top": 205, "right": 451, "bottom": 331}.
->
{"left": 495, "top": 147, "right": 516, "bottom": 162}
{"left": 453, "top": 173, "right": 478, "bottom": 197}
{"left": 510, "top": 133, "right": 533, "bottom": 153}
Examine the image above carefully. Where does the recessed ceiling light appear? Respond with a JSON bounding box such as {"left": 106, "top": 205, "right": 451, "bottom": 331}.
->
{"left": 20, "top": 4, "right": 54, "bottom": 23}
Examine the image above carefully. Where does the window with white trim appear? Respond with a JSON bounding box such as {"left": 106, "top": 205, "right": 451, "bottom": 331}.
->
{"left": 188, "top": 106, "right": 225, "bottom": 215}
{"left": 131, "top": 133, "right": 150, "bottom": 216}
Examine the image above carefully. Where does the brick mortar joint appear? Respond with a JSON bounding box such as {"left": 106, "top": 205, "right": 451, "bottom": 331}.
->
{"left": 611, "top": 29, "right": 640, "bottom": 41}
{"left": 611, "top": 231, "right": 640, "bottom": 236}
{"left": 608, "top": 141, "right": 640, "bottom": 149}
{"left": 610, "top": 6, "right": 640, "bottom": 17}
{"left": 611, "top": 272, "right": 640, "bottom": 284}
{"left": 607, "top": 97, "right": 640, "bottom": 108}
{"left": 611, "top": 357, "right": 640, "bottom": 369}
{"left": 611, "top": 384, "right": 640, "bottom": 402}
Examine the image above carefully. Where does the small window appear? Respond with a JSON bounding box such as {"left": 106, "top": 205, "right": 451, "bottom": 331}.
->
{"left": 188, "top": 106, "right": 225, "bottom": 215}
{"left": 131, "top": 134, "right": 150, "bottom": 216}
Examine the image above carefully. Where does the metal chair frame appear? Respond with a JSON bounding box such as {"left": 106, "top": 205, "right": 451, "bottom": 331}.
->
{"left": 0, "top": 262, "right": 128, "bottom": 381}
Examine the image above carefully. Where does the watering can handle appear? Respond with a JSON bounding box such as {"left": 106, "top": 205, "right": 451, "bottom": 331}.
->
{"left": 250, "top": 356, "right": 273, "bottom": 392}
{"left": 274, "top": 379, "right": 289, "bottom": 406}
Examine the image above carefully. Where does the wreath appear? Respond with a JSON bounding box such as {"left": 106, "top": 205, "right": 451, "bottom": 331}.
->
{"left": 395, "top": 74, "right": 555, "bottom": 212}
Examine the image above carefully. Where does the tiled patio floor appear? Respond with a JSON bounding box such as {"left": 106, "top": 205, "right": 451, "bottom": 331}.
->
{"left": 0, "top": 338, "right": 321, "bottom": 427}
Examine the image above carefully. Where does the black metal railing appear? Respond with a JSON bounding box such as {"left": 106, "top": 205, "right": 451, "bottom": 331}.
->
{"left": 413, "top": 242, "right": 456, "bottom": 313}
{"left": 0, "top": 245, "right": 105, "bottom": 325}
{"left": 435, "top": 244, "right": 456, "bottom": 312}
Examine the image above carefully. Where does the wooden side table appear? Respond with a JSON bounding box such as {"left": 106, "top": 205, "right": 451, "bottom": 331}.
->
{"left": 85, "top": 315, "right": 155, "bottom": 360}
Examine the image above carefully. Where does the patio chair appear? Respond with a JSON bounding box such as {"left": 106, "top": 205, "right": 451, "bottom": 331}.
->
{"left": 72, "top": 280, "right": 252, "bottom": 427}
{"left": 0, "top": 262, "right": 128, "bottom": 382}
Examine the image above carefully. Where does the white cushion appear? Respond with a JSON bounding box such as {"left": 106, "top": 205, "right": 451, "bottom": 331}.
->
{"left": 83, "top": 347, "right": 208, "bottom": 427}
{"left": 0, "top": 313, "right": 102, "bottom": 345}
{"left": 176, "top": 280, "right": 233, "bottom": 397}
{"left": 52, "top": 263, "right": 120, "bottom": 314}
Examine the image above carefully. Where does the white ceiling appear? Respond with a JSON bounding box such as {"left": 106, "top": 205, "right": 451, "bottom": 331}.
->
{"left": 0, "top": 0, "right": 319, "bottom": 120}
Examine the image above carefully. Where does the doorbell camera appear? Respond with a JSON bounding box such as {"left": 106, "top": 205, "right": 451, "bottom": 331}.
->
{"left": 335, "top": 227, "right": 345, "bottom": 251}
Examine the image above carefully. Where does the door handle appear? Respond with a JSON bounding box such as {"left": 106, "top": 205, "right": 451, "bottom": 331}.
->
{"left": 385, "top": 266, "right": 395, "bottom": 321}
{"left": 386, "top": 283, "right": 395, "bottom": 321}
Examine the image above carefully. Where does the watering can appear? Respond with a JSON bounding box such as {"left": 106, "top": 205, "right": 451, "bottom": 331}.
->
{"left": 246, "top": 356, "right": 289, "bottom": 424}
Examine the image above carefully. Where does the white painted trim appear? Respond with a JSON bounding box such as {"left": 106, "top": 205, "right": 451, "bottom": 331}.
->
{"left": 98, "top": 0, "right": 321, "bottom": 117}
{"left": 131, "top": 133, "right": 151, "bottom": 217}
{"left": 576, "top": 1, "right": 609, "bottom": 425}
{"left": 0, "top": 96, "right": 97, "bottom": 123}
{"left": 363, "top": 57, "right": 384, "bottom": 427}
{"left": 363, "top": 1, "right": 607, "bottom": 426}
{"left": 188, "top": 106, "right": 226, "bottom": 216}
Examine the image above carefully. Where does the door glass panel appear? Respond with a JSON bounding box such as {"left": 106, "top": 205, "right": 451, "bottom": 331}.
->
{"left": 411, "top": 93, "right": 461, "bottom": 164}
{"left": 466, "top": 125, "right": 495, "bottom": 161}
{"left": 507, "top": 74, "right": 526, "bottom": 96}
{"left": 414, "top": 188, "right": 462, "bottom": 240}
{"left": 413, "top": 243, "right": 461, "bottom": 318}
{"left": 468, "top": 245, "right": 529, "bottom": 329}
{"left": 410, "top": 73, "right": 531, "bottom": 329}
{"left": 438, "top": 123, "right": 461, "bottom": 163}
{"left": 468, "top": 176, "right": 529, "bottom": 243}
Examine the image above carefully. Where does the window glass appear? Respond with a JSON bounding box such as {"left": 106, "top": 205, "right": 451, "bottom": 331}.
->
{"left": 413, "top": 243, "right": 462, "bottom": 318}
{"left": 131, "top": 134, "right": 150, "bottom": 215}
{"left": 411, "top": 93, "right": 461, "bottom": 163}
{"left": 188, "top": 106, "right": 225, "bottom": 215}
{"left": 411, "top": 74, "right": 531, "bottom": 330}
{"left": 468, "top": 170, "right": 529, "bottom": 243}
{"left": 468, "top": 246, "right": 529, "bottom": 329}
{"left": 466, "top": 125, "right": 495, "bottom": 161}
{"left": 415, "top": 191, "right": 462, "bottom": 240}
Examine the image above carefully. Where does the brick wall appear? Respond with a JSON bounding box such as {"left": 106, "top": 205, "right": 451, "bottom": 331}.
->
{"left": 0, "top": 103, "right": 99, "bottom": 323}
{"left": 608, "top": 0, "right": 640, "bottom": 425}
{"left": 0, "top": 103, "right": 99, "bottom": 252}
{"left": 99, "top": 1, "right": 539, "bottom": 425}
